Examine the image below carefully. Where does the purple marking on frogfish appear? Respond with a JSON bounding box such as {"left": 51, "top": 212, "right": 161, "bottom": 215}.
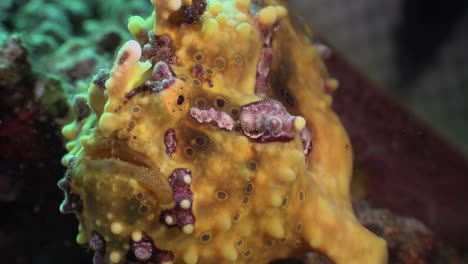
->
{"left": 164, "top": 129, "right": 177, "bottom": 156}
{"left": 126, "top": 232, "right": 174, "bottom": 264}
{"left": 190, "top": 107, "right": 235, "bottom": 130}
{"left": 142, "top": 33, "right": 177, "bottom": 65}
{"left": 89, "top": 231, "right": 106, "bottom": 264}
{"left": 314, "top": 43, "right": 332, "bottom": 60}
{"left": 57, "top": 158, "right": 83, "bottom": 214}
{"left": 239, "top": 99, "right": 300, "bottom": 143}
{"left": 301, "top": 127, "right": 313, "bottom": 155}
{"left": 92, "top": 68, "right": 109, "bottom": 88}
{"left": 160, "top": 169, "right": 195, "bottom": 231}
{"left": 254, "top": 19, "right": 279, "bottom": 96}
{"left": 192, "top": 64, "right": 205, "bottom": 78}
{"left": 145, "top": 61, "right": 175, "bottom": 92}
{"left": 255, "top": 47, "right": 274, "bottom": 96}
{"left": 73, "top": 94, "right": 91, "bottom": 121}
{"left": 179, "top": 0, "right": 207, "bottom": 24}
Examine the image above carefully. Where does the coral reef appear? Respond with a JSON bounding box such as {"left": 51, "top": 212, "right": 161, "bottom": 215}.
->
{"left": 354, "top": 201, "right": 468, "bottom": 264}
{"left": 58, "top": 0, "right": 388, "bottom": 263}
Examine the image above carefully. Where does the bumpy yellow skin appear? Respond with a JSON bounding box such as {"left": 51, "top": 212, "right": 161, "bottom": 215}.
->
{"left": 60, "top": 0, "right": 387, "bottom": 263}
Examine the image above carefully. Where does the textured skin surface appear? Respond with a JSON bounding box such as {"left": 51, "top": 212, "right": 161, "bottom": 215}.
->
{"left": 58, "top": 0, "right": 387, "bottom": 263}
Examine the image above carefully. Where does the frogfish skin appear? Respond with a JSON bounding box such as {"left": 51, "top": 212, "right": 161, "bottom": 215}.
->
{"left": 58, "top": 0, "right": 388, "bottom": 263}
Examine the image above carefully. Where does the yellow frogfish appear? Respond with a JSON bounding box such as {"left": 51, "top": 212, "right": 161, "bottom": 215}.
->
{"left": 58, "top": 0, "right": 388, "bottom": 263}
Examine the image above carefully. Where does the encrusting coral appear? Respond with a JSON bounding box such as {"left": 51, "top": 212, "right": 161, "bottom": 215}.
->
{"left": 58, "top": 0, "right": 388, "bottom": 263}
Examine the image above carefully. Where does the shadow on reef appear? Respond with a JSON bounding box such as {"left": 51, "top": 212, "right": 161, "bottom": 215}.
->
{"left": 0, "top": 36, "right": 88, "bottom": 263}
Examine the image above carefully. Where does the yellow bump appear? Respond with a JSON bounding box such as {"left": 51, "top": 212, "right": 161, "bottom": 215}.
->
{"left": 209, "top": 2, "right": 223, "bottom": 15}
{"left": 222, "top": 245, "right": 238, "bottom": 261}
{"left": 130, "top": 179, "right": 143, "bottom": 189}
{"left": 183, "top": 247, "right": 198, "bottom": 264}
{"left": 61, "top": 153, "right": 74, "bottom": 166}
{"left": 309, "top": 233, "right": 322, "bottom": 248}
{"left": 167, "top": 0, "right": 182, "bottom": 11}
{"left": 294, "top": 116, "right": 306, "bottom": 131}
{"left": 271, "top": 192, "right": 283, "bottom": 207}
{"left": 181, "top": 34, "right": 195, "bottom": 47}
{"left": 96, "top": 219, "right": 102, "bottom": 226}
{"left": 183, "top": 224, "right": 194, "bottom": 234}
{"left": 236, "top": 22, "right": 251, "bottom": 39}
{"left": 326, "top": 78, "right": 340, "bottom": 91}
{"left": 99, "top": 112, "right": 121, "bottom": 133}
{"left": 128, "top": 16, "right": 145, "bottom": 37}
{"left": 78, "top": 135, "right": 92, "bottom": 148}
{"left": 323, "top": 94, "right": 333, "bottom": 106}
{"left": 147, "top": 213, "right": 156, "bottom": 220}
{"left": 280, "top": 168, "right": 296, "bottom": 182}
{"left": 211, "top": 162, "right": 223, "bottom": 175}
{"left": 202, "top": 18, "right": 219, "bottom": 35}
{"left": 258, "top": 6, "right": 277, "bottom": 25}
{"left": 111, "top": 222, "right": 124, "bottom": 234}
{"left": 236, "top": 0, "right": 251, "bottom": 9}
{"left": 132, "top": 231, "right": 143, "bottom": 242}
{"left": 267, "top": 218, "right": 285, "bottom": 238}
{"left": 240, "top": 168, "right": 251, "bottom": 179}
{"left": 275, "top": 5, "right": 288, "bottom": 17}
{"left": 216, "top": 14, "right": 228, "bottom": 26}
{"left": 183, "top": 174, "right": 192, "bottom": 184}
{"left": 109, "top": 251, "right": 121, "bottom": 263}
{"left": 290, "top": 149, "right": 304, "bottom": 163}
{"left": 165, "top": 215, "right": 175, "bottom": 225}
{"left": 65, "top": 141, "right": 76, "bottom": 151}
{"left": 76, "top": 232, "right": 87, "bottom": 245}
{"left": 236, "top": 13, "right": 248, "bottom": 22}
{"left": 61, "top": 122, "right": 78, "bottom": 140}
{"left": 218, "top": 213, "right": 232, "bottom": 231}
{"left": 180, "top": 199, "right": 191, "bottom": 209}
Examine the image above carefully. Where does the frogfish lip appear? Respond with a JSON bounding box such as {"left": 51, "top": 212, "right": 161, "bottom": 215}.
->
{"left": 86, "top": 158, "right": 174, "bottom": 208}
{"left": 82, "top": 139, "right": 175, "bottom": 209}
{"left": 57, "top": 138, "right": 175, "bottom": 223}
